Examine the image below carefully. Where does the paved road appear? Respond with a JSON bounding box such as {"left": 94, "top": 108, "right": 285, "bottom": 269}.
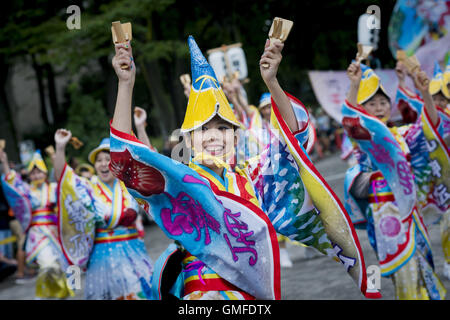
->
{"left": 0, "top": 153, "right": 448, "bottom": 300}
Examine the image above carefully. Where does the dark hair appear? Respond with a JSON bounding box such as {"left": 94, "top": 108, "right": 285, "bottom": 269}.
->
{"left": 363, "top": 89, "right": 391, "bottom": 105}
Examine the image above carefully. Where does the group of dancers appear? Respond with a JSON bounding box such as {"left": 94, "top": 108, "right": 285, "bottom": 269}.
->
{"left": 0, "top": 26, "right": 449, "bottom": 300}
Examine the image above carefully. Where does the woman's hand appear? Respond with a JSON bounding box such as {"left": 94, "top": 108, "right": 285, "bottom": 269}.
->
{"left": 259, "top": 38, "right": 298, "bottom": 132}
{"left": 134, "top": 106, "right": 147, "bottom": 128}
{"left": 55, "top": 129, "right": 72, "bottom": 150}
{"left": 111, "top": 41, "right": 136, "bottom": 134}
{"left": 346, "top": 62, "right": 362, "bottom": 107}
{"left": 413, "top": 70, "right": 438, "bottom": 125}
{"left": 53, "top": 129, "right": 72, "bottom": 181}
{"left": 346, "top": 61, "right": 362, "bottom": 85}
{"left": 112, "top": 41, "right": 136, "bottom": 86}
{"left": 54, "top": 129, "right": 72, "bottom": 150}
{"left": 412, "top": 70, "right": 429, "bottom": 93}
{"left": 260, "top": 39, "right": 284, "bottom": 85}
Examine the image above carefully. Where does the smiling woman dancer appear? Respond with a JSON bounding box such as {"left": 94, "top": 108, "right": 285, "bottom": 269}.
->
{"left": 108, "top": 35, "right": 380, "bottom": 300}
{"left": 53, "top": 128, "right": 154, "bottom": 300}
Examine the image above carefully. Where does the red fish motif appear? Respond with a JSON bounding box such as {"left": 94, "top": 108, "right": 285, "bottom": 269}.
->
{"left": 397, "top": 99, "right": 418, "bottom": 124}
{"left": 342, "top": 117, "right": 372, "bottom": 140}
{"left": 110, "top": 148, "right": 165, "bottom": 196}
{"left": 118, "top": 208, "right": 138, "bottom": 227}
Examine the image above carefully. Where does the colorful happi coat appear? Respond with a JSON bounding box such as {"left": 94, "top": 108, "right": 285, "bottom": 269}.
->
{"left": 57, "top": 164, "right": 153, "bottom": 300}
{"left": 234, "top": 105, "right": 269, "bottom": 166}
{"left": 342, "top": 97, "right": 448, "bottom": 300}
{"left": 110, "top": 93, "right": 381, "bottom": 300}
{"left": 1, "top": 171, "right": 73, "bottom": 298}
{"left": 394, "top": 85, "right": 450, "bottom": 273}
{"left": 237, "top": 104, "right": 316, "bottom": 166}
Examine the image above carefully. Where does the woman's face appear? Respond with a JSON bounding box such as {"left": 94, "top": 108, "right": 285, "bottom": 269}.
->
{"left": 191, "top": 116, "right": 236, "bottom": 168}
{"left": 94, "top": 151, "right": 114, "bottom": 184}
{"left": 29, "top": 167, "right": 46, "bottom": 184}
{"left": 432, "top": 92, "right": 448, "bottom": 109}
{"left": 260, "top": 104, "right": 271, "bottom": 122}
{"left": 362, "top": 93, "right": 391, "bottom": 122}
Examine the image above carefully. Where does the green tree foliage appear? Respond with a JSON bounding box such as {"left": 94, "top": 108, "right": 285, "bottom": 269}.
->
{"left": 64, "top": 83, "right": 110, "bottom": 162}
{"left": 0, "top": 0, "right": 397, "bottom": 158}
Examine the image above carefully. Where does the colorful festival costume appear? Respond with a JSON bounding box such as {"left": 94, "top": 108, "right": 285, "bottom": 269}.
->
{"left": 109, "top": 36, "right": 380, "bottom": 300}
{"left": 343, "top": 63, "right": 448, "bottom": 299}
{"left": 237, "top": 92, "right": 316, "bottom": 165}
{"left": 1, "top": 151, "right": 73, "bottom": 298}
{"left": 394, "top": 60, "right": 450, "bottom": 280}
{"left": 57, "top": 138, "right": 153, "bottom": 300}
{"left": 243, "top": 92, "right": 315, "bottom": 262}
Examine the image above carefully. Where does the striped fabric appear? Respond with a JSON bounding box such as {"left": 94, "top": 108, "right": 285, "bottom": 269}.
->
{"left": 30, "top": 209, "right": 57, "bottom": 226}
{"left": 94, "top": 226, "right": 139, "bottom": 244}
{"left": 181, "top": 253, "right": 254, "bottom": 300}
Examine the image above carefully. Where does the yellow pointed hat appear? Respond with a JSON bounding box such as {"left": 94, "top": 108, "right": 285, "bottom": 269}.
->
{"left": 181, "top": 36, "right": 240, "bottom": 132}
{"left": 357, "top": 63, "right": 389, "bottom": 105}
{"left": 27, "top": 150, "right": 48, "bottom": 173}
{"left": 429, "top": 61, "right": 450, "bottom": 99}
{"left": 444, "top": 58, "right": 450, "bottom": 86}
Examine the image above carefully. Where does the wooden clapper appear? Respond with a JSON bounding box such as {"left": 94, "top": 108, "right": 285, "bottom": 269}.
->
{"left": 69, "top": 137, "right": 84, "bottom": 149}
{"left": 355, "top": 43, "right": 373, "bottom": 64}
{"left": 0, "top": 139, "right": 5, "bottom": 150}
{"left": 396, "top": 50, "right": 429, "bottom": 85}
{"left": 53, "top": 131, "right": 83, "bottom": 150}
{"left": 111, "top": 21, "right": 133, "bottom": 69}
{"left": 45, "top": 145, "right": 55, "bottom": 157}
{"left": 262, "top": 17, "right": 294, "bottom": 68}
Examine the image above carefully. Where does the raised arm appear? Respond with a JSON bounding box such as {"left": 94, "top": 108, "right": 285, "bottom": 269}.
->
{"left": 231, "top": 78, "right": 255, "bottom": 119}
{"left": 134, "top": 106, "right": 154, "bottom": 149}
{"left": 0, "top": 149, "right": 10, "bottom": 176}
{"left": 346, "top": 61, "right": 362, "bottom": 107}
{"left": 259, "top": 39, "right": 298, "bottom": 132}
{"left": 111, "top": 41, "right": 136, "bottom": 134}
{"left": 413, "top": 70, "right": 439, "bottom": 126}
{"left": 395, "top": 61, "right": 407, "bottom": 89}
{"left": 54, "top": 129, "right": 73, "bottom": 181}
{"left": 222, "top": 80, "right": 245, "bottom": 121}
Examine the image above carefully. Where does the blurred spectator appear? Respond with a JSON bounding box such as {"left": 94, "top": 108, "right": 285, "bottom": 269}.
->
{"left": 75, "top": 163, "right": 95, "bottom": 179}
{"left": 316, "top": 109, "right": 332, "bottom": 156}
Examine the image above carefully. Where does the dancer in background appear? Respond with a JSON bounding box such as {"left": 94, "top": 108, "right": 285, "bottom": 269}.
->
{"left": 343, "top": 60, "right": 447, "bottom": 299}
{"left": 393, "top": 59, "right": 450, "bottom": 280}
{"left": 0, "top": 150, "right": 73, "bottom": 299}
{"left": 53, "top": 128, "right": 154, "bottom": 300}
